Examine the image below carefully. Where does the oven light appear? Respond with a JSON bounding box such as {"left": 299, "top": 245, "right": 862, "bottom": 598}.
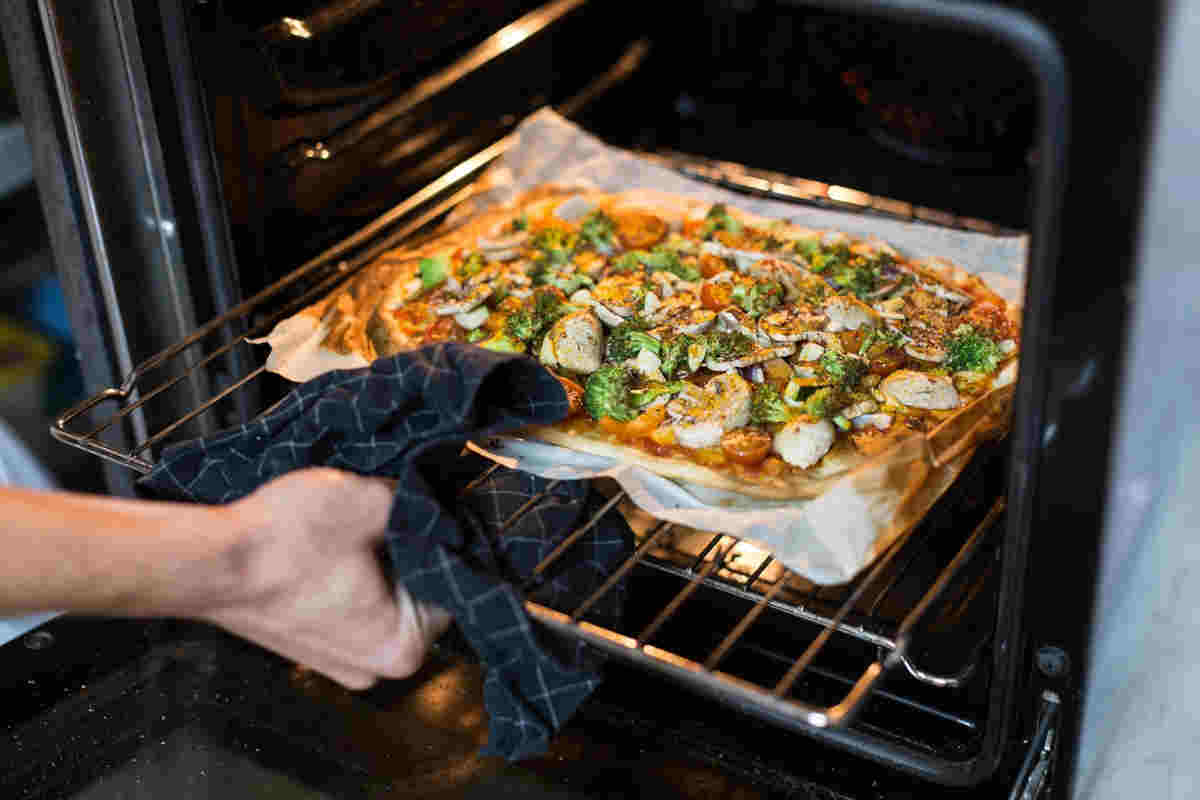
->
{"left": 828, "top": 185, "right": 873, "bottom": 206}
{"left": 493, "top": 25, "right": 532, "bottom": 51}
{"left": 281, "top": 17, "right": 313, "bottom": 39}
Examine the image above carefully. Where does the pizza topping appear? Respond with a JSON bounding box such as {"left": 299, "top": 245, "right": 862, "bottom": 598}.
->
{"left": 453, "top": 306, "right": 490, "bottom": 330}
{"left": 880, "top": 370, "right": 961, "bottom": 410}
{"left": 542, "top": 311, "right": 604, "bottom": 374}
{"left": 583, "top": 364, "right": 639, "bottom": 422}
{"left": 606, "top": 319, "right": 660, "bottom": 361}
{"left": 707, "top": 343, "right": 795, "bottom": 372}
{"left": 614, "top": 211, "right": 668, "bottom": 250}
{"left": 772, "top": 417, "right": 836, "bottom": 468}
{"left": 720, "top": 428, "right": 773, "bottom": 466}
{"left": 943, "top": 324, "right": 1002, "bottom": 373}
{"left": 627, "top": 349, "right": 667, "bottom": 382}
{"left": 554, "top": 373, "right": 585, "bottom": 417}
{"left": 429, "top": 282, "right": 492, "bottom": 316}
{"left": 698, "top": 203, "right": 744, "bottom": 240}
{"left": 851, "top": 413, "right": 893, "bottom": 431}
{"left": 592, "top": 274, "right": 647, "bottom": 318}
{"left": 819, "top": 350, "right": 869, "bottom": 389}
{"left": 759, "top": 305, "right": 827, "bottom": 343}
{"left": 671, "top": 372, "right": 753, "bottom": 449}
{"left": 578, "top": 209, "right": 618, "bottom": 253}
{"left": 823, "top": 295, "right": 879, "bottom": 332}
{"left": 749, "top": 384, "right": 790, "bottom": 424}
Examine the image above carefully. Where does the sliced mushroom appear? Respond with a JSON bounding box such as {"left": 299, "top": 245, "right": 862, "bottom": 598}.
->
{"left": 672, "top": 372, "right": 753, "bottom": 449}
{"left": 772, "top": 417, "right": 836, "bottom": 468}
{"left": 544, "top": 311, "right": 604, "bottom": 374}
{"left": 851, "top": 413, "right": 893, "bottom": 431}
{"left": 880, "top": 370, "right": 960, "bottom": 410}
{"left": 431, "top": 283, "right": 492, "bottom": 316}
{"left": 759, "top": 305, "right": 827, "bottom": 343}
{"left": 796, "top": 342, "right": 825, "bottom": 361}
{"left": 627, "top": 349, "right": 666, "bottom": 382}
{"left": 904, "top": 343, "right": 947, "bottom": 363}
{"left": 837, "top": 398, "right": 879, "bottom": 419}
{"left": 454, "top": 306, "right": 490, "bottom": 330}
{"left": 592, "top": 274, "right": 645, "bottom": 317}
{"left": 823, "top": 295, "right": 880, "bottom": 332}
{"left": 707, "top": 344, "right": 795, "bottom": 371}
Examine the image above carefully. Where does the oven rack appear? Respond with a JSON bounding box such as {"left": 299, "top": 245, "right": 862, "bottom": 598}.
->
{"left": 51, "top": 138, "right": 1005, "bottom": 760}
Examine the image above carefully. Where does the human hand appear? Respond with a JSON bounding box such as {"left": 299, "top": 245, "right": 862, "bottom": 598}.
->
{"left": 203, "top": 468, "right": 451, "bottom": 689}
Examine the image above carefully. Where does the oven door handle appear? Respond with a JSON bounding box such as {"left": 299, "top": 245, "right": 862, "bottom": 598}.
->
{"left": 1009, "top": 690, "right": 1062, "bottom": 800}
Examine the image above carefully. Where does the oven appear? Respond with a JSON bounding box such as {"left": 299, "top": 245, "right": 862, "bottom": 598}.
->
{"left": 0, "top": 0, "right": 1182, "bottom": 797}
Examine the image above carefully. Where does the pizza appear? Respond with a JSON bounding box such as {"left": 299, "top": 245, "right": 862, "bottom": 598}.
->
{"left": 288, "top": 187, "right": 1020, "bottom": 499}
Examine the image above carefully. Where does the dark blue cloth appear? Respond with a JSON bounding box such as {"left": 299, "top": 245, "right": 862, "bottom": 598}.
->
{"left": 139, "top": 344, "right": 633, "bottom": 760}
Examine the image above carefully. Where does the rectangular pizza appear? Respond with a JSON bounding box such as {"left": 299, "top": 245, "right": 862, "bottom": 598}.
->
{"left": 274, "top": 186, "right": 1020, "bottom": 500}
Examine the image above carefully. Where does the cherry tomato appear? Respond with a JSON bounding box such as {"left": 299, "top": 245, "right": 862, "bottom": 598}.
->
{"left": 720, "top": 428, "right": 772, "bottom": 466}
{"left": 422, "top": 316, "right": 464, "bottom": 344}
{"left": 698, "top": 253, "right": 730, "bottom": 278}
{"left": 615, "top": 211, "right": 668, "bottom": 249}
{"left": 554, "top": 373, "right": 585, "bottom": 417}
{"left": 700, "top": 281, "right": 733, "bottom": 310}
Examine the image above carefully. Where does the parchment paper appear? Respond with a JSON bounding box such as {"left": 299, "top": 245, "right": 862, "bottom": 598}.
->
{"left": 254, "top": 108, "right": 1027, "bottom": 584}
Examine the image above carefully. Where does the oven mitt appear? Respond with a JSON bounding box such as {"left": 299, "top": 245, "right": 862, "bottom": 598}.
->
{"left": 139, "top": 343, "right": 634, "bottom": 760}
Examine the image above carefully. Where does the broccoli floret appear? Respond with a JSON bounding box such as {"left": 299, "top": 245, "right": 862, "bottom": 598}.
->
{"left": 583, "top": 364, "right": 638, "bottom": 421}
{"left": 791, "top": 237, "right": 821, "bottom": 259}
{"left": 660, "top": 334, "right": 700, "bottom": 379}
{"left": 530, "top": 226, "right": 578, "bottom": 268}
{"left": 750, "top": 384, "right": 790, "bottom": 424}
{"left": 612, "top": 248, "right": 700, "bottom": 281}
{"left": 544, "top": 272, "right": 594, "bottom": 295}
{"left": 478, "top": 332, "right": 526, "bottom": 354}
{"left": 699, "top": 203, "right": 743, "bottom": 239}
{"left": 456, "top": 251, "right": 486, "bottom": 279}
{"left": 503, "top": 310, "right": 537, "bottom": 342}
{"left": 606, "top": 319, "right": 661, "bottom": 361}
{"left": 731, "top": 280, "right": 783, "bottom": 316}
{"left": 610, "top": 251, "right": 646, "bottom": 274}
{"left": 807, "top": 245, "right": 849, "bottom": 274}
{"left": 802, "top": 387, "right": 845, "bottom": 418}
{"left": 419, "top": 256, "right": 449, "bottom": 290}
{"left": 631, "top": 381, "right": 686, "bottom": 408}
{"left": 819, "top": 350, "right": 868, "bottom": 388}
{"left": 858, "top": 327, "right": 906, "bottom": 358}
{"left": 579, "top": 210, "right": 616, "bottom": 251}
{"left": 511, "top": 213, "right": 528, "bottom": 232}
{"left": 944, "top": 324, "right": 1002, "bottom": 373}
{"left": 466, "top": 328, "right": 488, "bottom": 343}
{"left": 705, "top": 330, "right": 756, "bottom": 361}
{"left": 642, "top": 247, "right": 701, "bottom": 281}
{"left": 827, "top": 254, "right": 889, "bottom": 299}
{"left": 504, "top": 288, "right": 568, "bottom": 344}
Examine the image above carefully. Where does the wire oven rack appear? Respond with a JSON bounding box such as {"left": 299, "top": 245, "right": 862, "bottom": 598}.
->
{"left": 51, "top": 135, "right": 1010, "bottom": 768}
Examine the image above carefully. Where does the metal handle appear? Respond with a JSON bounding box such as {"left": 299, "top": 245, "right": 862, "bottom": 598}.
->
{"left": 1009, "top": 690, "right": 1062, "bottom": 800}
{"left": 258, "top": 0, "right": 383, "bottom": 43}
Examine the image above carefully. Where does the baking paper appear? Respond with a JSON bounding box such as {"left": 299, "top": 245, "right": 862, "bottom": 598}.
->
{"left": 254, "top": 109, "right": 1027, "bottom": 585}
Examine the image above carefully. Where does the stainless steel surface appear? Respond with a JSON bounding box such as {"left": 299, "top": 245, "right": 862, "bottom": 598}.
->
{"left": 1011, "top": 691, "right": 1061, "bottom": 800}
{"left": 282, "top": 0, "right": 590, "bottom": 168}
{"left": 639, "top": 151, "right": 1024, "bottom": 237}
{"left": 1078, "top": 3, "right": 1200, "bottom": 797}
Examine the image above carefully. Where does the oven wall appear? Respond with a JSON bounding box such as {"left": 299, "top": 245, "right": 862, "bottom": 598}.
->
{"left": 1077, "top": 1, "right": 1200, "bottom": 796}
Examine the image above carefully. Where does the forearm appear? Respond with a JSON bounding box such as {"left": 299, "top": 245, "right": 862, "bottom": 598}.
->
{"left": 0, "top": 488, "right": 244, "bottom": 617}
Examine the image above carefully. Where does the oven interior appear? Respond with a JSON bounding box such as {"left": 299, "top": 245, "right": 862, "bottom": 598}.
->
{"left": 15, "top": 0, "right": 1078, "bottom": 796}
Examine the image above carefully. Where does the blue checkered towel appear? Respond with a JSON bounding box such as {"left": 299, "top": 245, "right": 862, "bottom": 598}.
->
{"left": 139, "top": 343, "right": 633, "bottom": 760}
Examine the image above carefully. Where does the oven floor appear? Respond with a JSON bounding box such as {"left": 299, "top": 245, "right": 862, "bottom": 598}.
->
{"left": 0, "top": 617, "right": 996, "bottom": 799}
